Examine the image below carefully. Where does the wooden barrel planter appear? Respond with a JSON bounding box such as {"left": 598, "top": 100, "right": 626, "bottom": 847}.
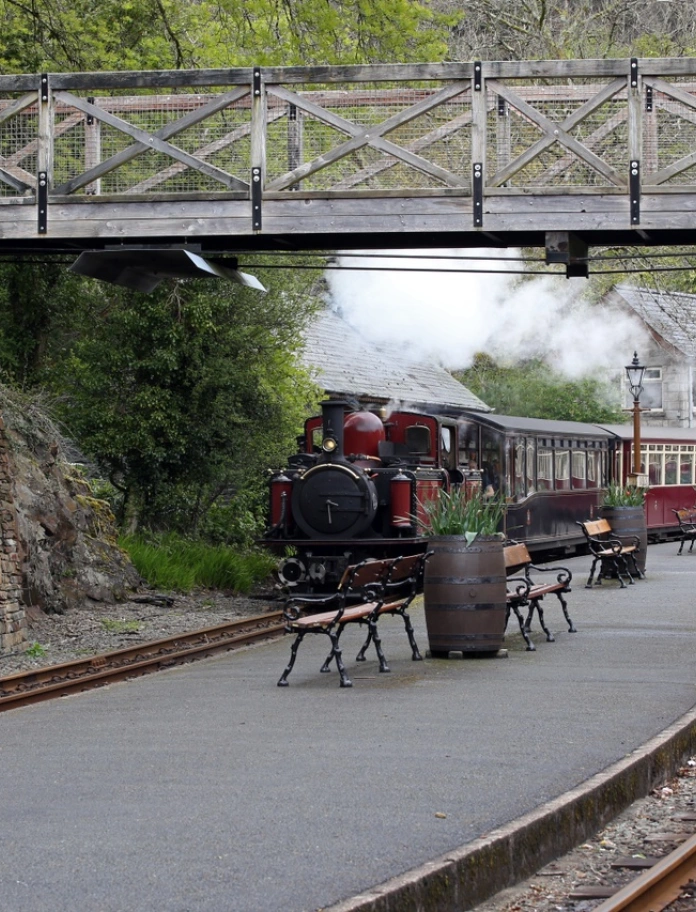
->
{"left": 423, "top": 535, "right": 507, "bottom": 657}
{"left": 599, "top": 505, "right": 648, "bottom": 576}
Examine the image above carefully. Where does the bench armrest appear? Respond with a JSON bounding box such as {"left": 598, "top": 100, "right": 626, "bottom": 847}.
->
{"left": 585, "top": 535, "right": 625, "bottom": 556}
{"left": 529, "top": 563, "right": 572, "bottom": 587}
{"left": 507, "top": 575, "right": 530, "bottom": 602}
{"left": 283, "top": 592, "right": 341, "bottom": 622}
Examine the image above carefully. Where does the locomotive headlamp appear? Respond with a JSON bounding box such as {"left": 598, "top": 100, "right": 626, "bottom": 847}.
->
{"left": 322, "top": 437, "right": 338, "bottom": 453}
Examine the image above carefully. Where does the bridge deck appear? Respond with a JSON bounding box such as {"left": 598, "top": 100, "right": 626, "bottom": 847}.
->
{"left": 2, "top": 58, "right": 696, "bottom": 253}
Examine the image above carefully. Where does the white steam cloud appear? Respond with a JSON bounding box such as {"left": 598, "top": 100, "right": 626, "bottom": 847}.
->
{"left": 325, "top": 248, "right": 649, "bottom": 379}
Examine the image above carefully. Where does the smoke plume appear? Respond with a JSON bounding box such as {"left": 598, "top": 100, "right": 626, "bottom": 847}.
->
{"left": 325, "top": 248, "right": 648, "bottom": 379}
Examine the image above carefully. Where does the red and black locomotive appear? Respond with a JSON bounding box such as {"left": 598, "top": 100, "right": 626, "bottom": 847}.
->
{"left": 264, "top": 399, "right": 480, "bottom": 590}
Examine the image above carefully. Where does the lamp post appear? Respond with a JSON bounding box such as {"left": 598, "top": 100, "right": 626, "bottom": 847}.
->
{"left": 625, "top": 351, "right": 646, "bottom": 485}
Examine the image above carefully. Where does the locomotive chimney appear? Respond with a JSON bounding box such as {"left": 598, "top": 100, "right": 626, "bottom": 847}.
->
{"left": 321, "top": 400, "right": 347, "bottom": 456}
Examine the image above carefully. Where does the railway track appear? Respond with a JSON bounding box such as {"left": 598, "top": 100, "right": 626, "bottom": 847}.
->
{"left": 585, "top": 831, "right": 696, "bottom": 912}
{"left": 0, "top": 610, "right": 285, "bottom": 712}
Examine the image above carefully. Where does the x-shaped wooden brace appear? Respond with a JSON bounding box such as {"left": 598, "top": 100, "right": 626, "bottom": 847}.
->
{"left": 488, "top": 77, "right": 627, "bottom": 189}
{"left": 53, "top": 88, "right": 251, "bottom": 195}
{"left": 265, "top": 81, "right": 471, "bottom": 191}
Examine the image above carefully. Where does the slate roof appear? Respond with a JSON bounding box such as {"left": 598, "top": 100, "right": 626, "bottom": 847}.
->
{"left": 300, "top": 307, "right": 490, "bottom": 413}
{"left": 612, "top": 284, "right": 696, "bottom": 359}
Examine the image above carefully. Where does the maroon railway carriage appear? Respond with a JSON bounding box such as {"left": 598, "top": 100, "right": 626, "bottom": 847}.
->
{"left": 599, "top": 423, "right": 696, "bottom": 538}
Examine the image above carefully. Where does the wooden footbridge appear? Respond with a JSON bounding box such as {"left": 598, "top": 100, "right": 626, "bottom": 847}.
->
{"left": 3, "top": 58, "right": 696, "bottom": 271}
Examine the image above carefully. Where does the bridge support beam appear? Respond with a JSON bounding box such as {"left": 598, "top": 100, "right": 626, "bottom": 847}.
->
{"left": 545, "top": 232, "right": 589, "bottom": 279}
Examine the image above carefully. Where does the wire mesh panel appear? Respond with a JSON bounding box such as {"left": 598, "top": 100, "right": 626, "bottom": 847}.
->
{"left": 264, "top": 80, "right": 472, "bottom": 192}
{"left": 485, "top": 78, "right": 628, "bottom": 190}
{"left": 52, "top": 87, "right": 253, "bottom": 196}
{"left": 645, "top": 79, "right": 696, "bottom": 186}
{"left": 0, "top": 93, "right": 39, "bottom": 198}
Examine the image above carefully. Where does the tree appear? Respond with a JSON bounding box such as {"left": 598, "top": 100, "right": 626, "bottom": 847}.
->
{"left": 0, "top": 0, "right": 450, "bottom": 72}
{"left": 56, "top": 269, "right": 322, "bottom": 535}
{"left": 455, "top": 353, "right": 623, "bottom": 423}
{"left": 436, "top": 0, "right": 696, "bottom": 62}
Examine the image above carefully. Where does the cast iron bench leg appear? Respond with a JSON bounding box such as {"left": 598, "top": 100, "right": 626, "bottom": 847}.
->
{"left": 556, "top": 591, "right": 576, "bottom": 632}
{"left": 277, "top": 630, "right": 307, "bottom": 687}
{"left": 327, "top": 630, "right": 352, "bottom": 687}
{"left": 586, "top": 556, "right": 599, "bottom": 588}
{"left": 355, "top": 627, "right": 372, "bottom": 663}
{"left": 525, "top": 599, "right": 554, "bottom": 642}
{"left": 507, "top": 602, "right": 535, "bottom": 651}
{"left": 399, "top": 608, "right": 423, "bottom": 661}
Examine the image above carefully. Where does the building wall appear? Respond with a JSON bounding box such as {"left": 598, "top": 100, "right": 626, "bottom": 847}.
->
{"left": 637, "top": 343, "right": 695, "bottom": 429}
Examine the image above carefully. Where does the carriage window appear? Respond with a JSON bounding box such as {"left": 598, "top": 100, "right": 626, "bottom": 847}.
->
{"left": 587, "top": 450, "right": 600, "bottom": 487}
{"left": 629, "top": 444, "right": 646, "bottom": 475}
{"left": 526, "top": 441, "right": 536, "bottom": 493}
{"left": 537, "top": 447, "right": 553, "bottom": 490}
{"left": 554, "top": 450, "right": 570, "bottom": 490}
{"left": 513, "top": 438, "right": 526, "bottom": 498}
{"left": 572, "top": 451, "right": 587, "bottom": 489}
{"left": 648, "top": 448, "right": 663, "bottom": 485}
{"left": 440, "top": 426, "right": 456, "bottom": 470}
{"left": 458, "top": 420, "right": 479, "bottom": 461}
{"left": 406, "top": 425, "right": 431, "bottom": 455}
{"left": 665, "top": 447, "right": 678, "bottom": 485}
{"left": 481, "top": 428, "right": 504, "bottom": 494}
{"left": 680, "top": 450, "right": 694, "bottom": 484}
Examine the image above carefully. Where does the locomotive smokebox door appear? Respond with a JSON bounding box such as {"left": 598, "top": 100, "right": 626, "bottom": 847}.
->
{"left": 291, "top": 463, "right": 378, "bottom": 538}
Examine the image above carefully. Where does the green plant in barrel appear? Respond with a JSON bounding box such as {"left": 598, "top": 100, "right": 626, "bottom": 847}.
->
{"left": 602, "top": 482, "right": 646, "bottom": 507}
{"left": 419, "top": 487, "right": 506, "bottom": 544}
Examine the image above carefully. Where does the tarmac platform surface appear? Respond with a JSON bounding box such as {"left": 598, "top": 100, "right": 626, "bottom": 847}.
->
{"left": 1, "top": 541, "right": 696, "bottom": 912}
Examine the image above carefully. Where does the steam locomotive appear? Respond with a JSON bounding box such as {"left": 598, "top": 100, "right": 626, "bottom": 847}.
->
{"left": 263, "top": 399, "right": 620, "bottom": 590}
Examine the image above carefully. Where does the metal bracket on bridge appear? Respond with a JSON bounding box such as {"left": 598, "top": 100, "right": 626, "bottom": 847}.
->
{"left": 545, "top": 231, "right": 589, "bottom": 278}
{"left": 251, "top": 167, "right": 262, "bottom": 230}
{"left": 630, "top": 160, "right": 640, "bottom": 225}
{"left": 37, "top": 172, "right": 48, "bottom": 235}
{"left": 473, "top": 163, "right": 483, "bottom": 227}
{"left": 630, "top": 58, "right": 638, "bottom": 89}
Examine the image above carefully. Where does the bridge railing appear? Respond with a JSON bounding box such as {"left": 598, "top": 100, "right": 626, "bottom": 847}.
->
{"left": 0, "top": 59, "right": 695, "bottom": 237}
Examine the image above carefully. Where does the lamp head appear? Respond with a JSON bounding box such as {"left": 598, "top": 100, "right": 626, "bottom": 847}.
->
{"left": 625, "top": 351, "right": 646, "bottom": 400}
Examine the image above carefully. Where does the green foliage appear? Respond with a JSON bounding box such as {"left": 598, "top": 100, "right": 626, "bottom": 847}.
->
{"left": 455, "top": 354, "right": 624, "bottom": 423}
{"left": 25, "top": 641, "right": 47, "bottom": 658}
{"left": 120, "top": 533, "right": 277, "bottom": 592}
{"left": 419, "top": 487, "right": 506, "bottom": 538}
{"left": 100, "top": 618, "right": 141, "bottom": 633}
{"left": 54, "top": 270, "right": 321, "bottom": 532}
{"left": 0, "top": 0, "right": 450, "bottom": 72}
{"left": 602, "top": 482, "right": 646, "bottom": 507}
{"left": 0, "top": 262, "right": 90, "bottom": 387}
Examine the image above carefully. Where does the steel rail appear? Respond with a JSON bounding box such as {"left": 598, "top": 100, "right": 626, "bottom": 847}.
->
{"left": 0, "top": 610, "right": 285, "bottom": 712}
{"left": 593, "top": 832, "right": 696, "bottom": 912}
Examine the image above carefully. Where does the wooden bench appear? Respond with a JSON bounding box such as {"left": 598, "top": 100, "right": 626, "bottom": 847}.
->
{"left": 277, "top": 552, "right": 429, "bottom": 688}
{"left": 504, "top": 542, "right": 575, "bottom": 650}
{"left": 577, "top": 519, "right": 644, "bottom": 589}
{"left": 672, "top": 509, "right": 696, "bottom": 555}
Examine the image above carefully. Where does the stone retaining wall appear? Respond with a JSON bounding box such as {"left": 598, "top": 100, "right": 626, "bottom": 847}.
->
{"left": 0, "top": 417, "right": 27, "bottom": 654}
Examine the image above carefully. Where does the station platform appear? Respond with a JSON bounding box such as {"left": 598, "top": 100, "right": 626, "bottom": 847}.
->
{"left": 2, "top": 541, "right": 696, "bottom": 912}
